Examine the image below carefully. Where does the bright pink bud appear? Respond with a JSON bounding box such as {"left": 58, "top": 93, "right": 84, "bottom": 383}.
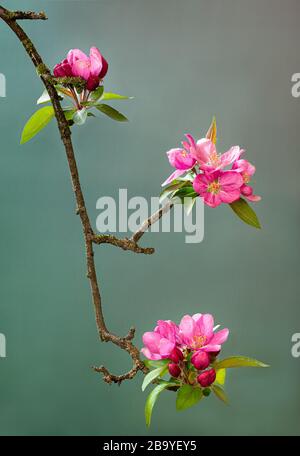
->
{"left": 191, "top": 351, "right": 210, "bottom": 370}
{"left": 86, "top": 75, "right": 100, "bottom": 91}
{"left": 197, "top": 368, "right": 216, "bottom": 387}
{"left": 169, "top": 347, "right": 183, "bottom": 363}
{"left": 168, "top": 363, "right": 181, "bottom": 378}
{"left": 53, "top": 59, "right": 73, "bottom": 77}
{"left": 98, "top": 54, "right": 108, "bottom": 79}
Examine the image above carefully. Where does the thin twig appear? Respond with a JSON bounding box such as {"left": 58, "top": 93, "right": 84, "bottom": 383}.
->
{"left": 0, "top": 8, "right": 47, "bottom": 20}
{"left": 131, "top": 200, "right": 173, "bottom": 243}
{"left": 0, "top": 4, "right": 173, "bottom": 385}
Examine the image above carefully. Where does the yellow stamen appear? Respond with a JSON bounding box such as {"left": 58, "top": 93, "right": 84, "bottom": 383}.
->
{"left": 209, "top": 151, "right": 221, "bottom": 167}
{"left": 191, "top": 335, "right": 207, "bottom": 349}
{"left": 243, "top": 173, "right": 250, "bottom": 184}
{"left": 207, "top": 180, "right": 221, "bottom": 194}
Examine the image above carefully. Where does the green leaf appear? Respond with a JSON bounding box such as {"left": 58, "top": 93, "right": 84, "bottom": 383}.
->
{"left": 215, "top": 356, "right": 269, "bottom": 370}
{"left": 101, "top": 92, "right": 132, "bottom": 101}
{"left": 73, "top": 108, "right": 88, "bottom": 126}
{"left": 20, "top": 106, "right": 55, "bottom": 144}
{"left": 142, "top": 366, "right": 168, "bottom": 392}
{"left": 95, "top": 104, "right": 128, "bottom": 122}
{"left": 143, "top": 359, "right": 170, "bottom": 369}
{"left": 37, "top": 89, "right": 51, "bottom": 105}
{"left": 90, "top": 86, "right": 104, "bottom": 101}
{"left": 212, "top": 385, "right": 229, "bottom": 404}
{"left": 64, "top": 109, "right": 75, "bottom": 121}
{"left": 176, "top": 385, "right": 203, "bottom": 411}
{"left": 145, "top": 381, "right": 171, "bottom": 427}
{"left": 37, "top": 87, "right": 65, "bottom": 105}
{"left": 206, "top": 116, "right": 217, "bottom": 144}
{"left": 215, "top": 368, "right": 226, "bottom": 385}
{"left": 229, "top": 198, "right": 261, "bottom": 229}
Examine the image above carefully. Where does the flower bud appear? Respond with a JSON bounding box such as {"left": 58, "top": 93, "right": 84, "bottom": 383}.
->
{"left": 191, "top": 351, "right": 210, "bottom": 370}
{"left": 203, "top": 388, "right": 211, "bottom": 397}
{"left": 168, "top": 363, "right": 181, "bottom": 378}
{"left": 53, "top": 59, "right": 73, "bottom": 78}
{"left": 86, "top": 75, "right": 100, "bottom": 91}
{"left": 169, "top": 347, "right": 183, "bottom": 363}
{"left": 197, "top": 368, "right": 216, "bottom": 387}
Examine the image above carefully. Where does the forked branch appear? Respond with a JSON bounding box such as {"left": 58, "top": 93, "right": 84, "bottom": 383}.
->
{"left": 0, "top": 4, "right": 173, "bottom": 384}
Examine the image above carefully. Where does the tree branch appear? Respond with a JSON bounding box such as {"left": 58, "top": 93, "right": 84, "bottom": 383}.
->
{"left": 0, "top": 4, "right": 173, "bottom": 385}
{"left": 0, "top": 8, "right": 47, "bottom": 20}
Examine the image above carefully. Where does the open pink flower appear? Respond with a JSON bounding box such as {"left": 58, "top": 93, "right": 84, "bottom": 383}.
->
{"left": 232, "top": 159, "right": 261, "bottom": 202}
{"left": 179, "top": 313, "right": 229, "bottom": 353}
{"left": 193, "top": 170, "right": 243, "bottom": 207}
{"left": 188, "top": 136, "right": 243, "bottom": 173}
{"left": 141, "top": 320, "right": 179, "bottom": 360}
{"left": 162, "top": 136, "right": 197, "bottom": 186}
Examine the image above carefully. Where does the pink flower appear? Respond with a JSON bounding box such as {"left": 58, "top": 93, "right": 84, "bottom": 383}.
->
{"left": 232, "top": 159, "right": 261, "bottom": 202}
{"left": 67, "top": 47, "right": 108, "bottom": 83}
{"left": 162, "top": 135, "right": 197, "bottom": 186}
{"left": 189, "top": 136, "right": 243, "bottom": 173}
{"left": 178, "top": 313, "right": 229, "bottom": 353}
{"left": 141, "top": 320, "right": 179, "bottom": 360}
{"left": 53, "top": 47, "right": 108, "bottom": 91}
{"left": 193, "top": 170, "right": 243, "bottom": 207}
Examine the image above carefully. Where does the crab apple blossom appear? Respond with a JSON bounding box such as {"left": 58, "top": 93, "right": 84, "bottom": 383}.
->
{"left": 178, "top": 313, "right": 229, "bottom": 352}
{"left": 190, "top": 136, "right": 243, "bottom": 173}
{"left": 54, "top": 47, "right": 108, "bottom": 91}
{"left": 162, "top": 142, "right": 197, "bottom": 186}
{"left": 197, "top": 368, "right": 216, "bottom": 387}
{"left": 193, "top": 170, "right": 243, "bottom": 208}
{"left": 141, "top": 319, "right": 179, "bottom": 360}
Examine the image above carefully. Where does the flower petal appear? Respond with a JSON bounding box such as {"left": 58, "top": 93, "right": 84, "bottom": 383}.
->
{"left": 219, "top": 171, "right": 243, "bottom": 190}
{"left": 141, "top": 347, "right": 161, "bottom": 360}
{"left": 220, "top": 146, "right": 242, "bottom": 167}
{"left": 210, "top": 328, "right": 229, "bottom": 345}
{"left": 67, "top": 49, "right": 89, "bottom": 66}
{"left": 159, "top": 338, "right": 175, "bottom": 357}
{"left": 161, "top": 169, "right": 185, "bottom": 186}
{"left": 201, "top": 344, "right": 221, "bottom": 353}
{"left": 197, "top": 314, "right": 214, "bottom": 338}
{"left": 203, "top": 192, "right": 222, "bottom": 207}
{"left": 142, "top": 331, "right": 161, "bottom": 353}
{"left": 219, "top": 188, "right": 241, "bottom": 204}
{"left": 179, "top": 315, "right": 196, "bottom": 342}
{"left": 72, "top": 59, "right": 91, "bottom": 80}
{"left": 193, "top": 138, "right": 216, "bottom": 164}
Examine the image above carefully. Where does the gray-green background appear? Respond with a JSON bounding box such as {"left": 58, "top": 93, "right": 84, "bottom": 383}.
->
{"left": 0, "top": 0, "right": 299, "bottom": 436}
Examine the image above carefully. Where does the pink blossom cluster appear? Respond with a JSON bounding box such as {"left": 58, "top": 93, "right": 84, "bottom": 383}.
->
{"left": 54, "top": 47, "right": 108, "bottom": 92}
{"left": 163, "top": 134, "right": 261, "bottom": 208}
{"left": 141, "top": 313, "right": 229, "bottom": 388}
